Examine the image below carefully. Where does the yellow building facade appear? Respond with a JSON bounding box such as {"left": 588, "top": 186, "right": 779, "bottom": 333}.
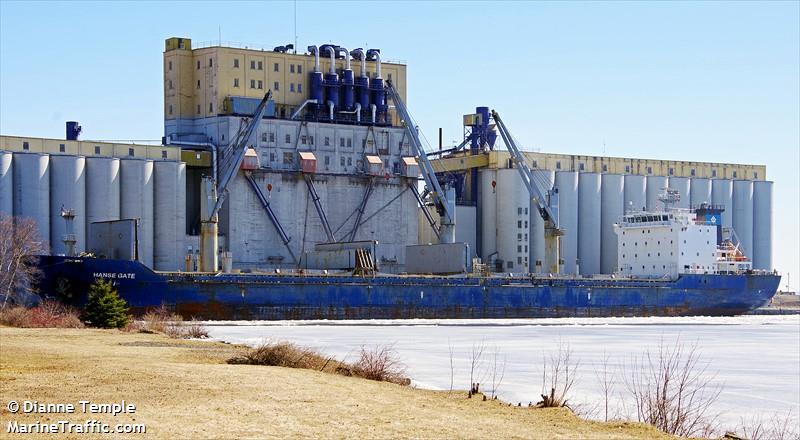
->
{"left": 433, "top": 150, "right": 766, "bottom": 180}
{"left": 163, "top": 37, "right": 408, "bottom": 124}
{"left": 0, "top": 135, "right": 180, "bottom": 161}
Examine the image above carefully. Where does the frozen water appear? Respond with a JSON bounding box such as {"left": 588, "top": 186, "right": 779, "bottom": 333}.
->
{"left": 206, "top": 315, "right": 800, "bottom": 429}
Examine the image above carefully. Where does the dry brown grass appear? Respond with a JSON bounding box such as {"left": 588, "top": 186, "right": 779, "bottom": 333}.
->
{"left": 0, "top": 328, "right": 675, "bottom": 439}
{"left": 0, "top": 300, "right": 83, "bottom": 328}
{"left": 127, "top": 305, "right": 208, "bottom": 339}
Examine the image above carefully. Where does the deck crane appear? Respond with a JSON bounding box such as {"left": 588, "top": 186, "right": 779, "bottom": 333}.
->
{"left": 199, "top": 91, "right": 273, "bottom": 272}
{"left": 385, "top": 81, "right": 456, "bottom": 243}
{"left": 491, "top": 110, "right": 563, "bottom": 274}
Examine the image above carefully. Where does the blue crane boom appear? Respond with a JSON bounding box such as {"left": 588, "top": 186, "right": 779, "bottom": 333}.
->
{"left": 385, "top": 81, "right": 456, "bottom": 243}
{"left": 491, "top": 109, "right": 563, "bottom": 273}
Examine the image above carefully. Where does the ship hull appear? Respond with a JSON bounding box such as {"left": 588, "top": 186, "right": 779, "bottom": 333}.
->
{"left": 33, "top": 256, "right": 781, "bottom": 320}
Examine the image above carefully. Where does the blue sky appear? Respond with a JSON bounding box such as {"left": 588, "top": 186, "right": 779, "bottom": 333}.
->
{"left": 1, "top": 1, "right": 798, "bottom": 288}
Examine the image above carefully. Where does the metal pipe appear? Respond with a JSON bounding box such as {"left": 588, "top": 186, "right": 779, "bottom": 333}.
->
{"left": 328, "top": 101, "right": 335, "bottom": 121}
{"left": 339, "top": 46, "right": 350, "bottom": 70}
{"left": 370, "top": 104, "right": 376, "bottom": 124}
{"left": 167, "top": 138, "right": 217, "bottom": 182}
{"left": 355, "top": 102, "right": 361, "bottom": 123}
{"left": 290, "top": 99, "right": 318, "bottom": 119}
{"left": 308, "top": 45, "right": 320, "bottom": 72}
{"left": 368, "top": 49, "right": 382, "bottom": 78}
{"left": 327, "top": 46, "right": 336, "bottom": 75}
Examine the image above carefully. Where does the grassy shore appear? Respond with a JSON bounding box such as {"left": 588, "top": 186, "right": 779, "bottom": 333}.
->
{"left": 0, "top": 328, "right": 673, "bottom": 439}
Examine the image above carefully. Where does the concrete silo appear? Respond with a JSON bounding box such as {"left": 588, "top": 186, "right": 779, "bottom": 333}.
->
{"left": 555, "top": 171, "right": 578, "bottom": 274}
{"left": 49, "top": 155, "right": 86, "bottom": 255}
{"left": 689, "top": 178, "right": 712, "bottom": 207}
{"left": 86, "top": 157, "right": 121, "bottom": 237}
{"left": 668, "top": 177, "right": 691, "bottom": 209}
{"left": 600, "top": 173, "right": 624, "bottom": 274}
{"left": 732, "top": 180, "right": 754, "bottom": 258}
{"left": 577, "top": 172, "right": 601, "bottom": 275}
{"left": 646, "top": 176, "right": 668, "bottom": 212}
{"left": 13, "top": 153, "right": 50, "bottom": 246}
{"left": 752, "top": 180, "right": 773, "bottom": 270}
{"left": 623, "top": 174, "right": 646, "bottom": 214}
{"left": 154, "top": 161, "right": 186, "bottom": 271}
{"left": 0, "top": 152, "right": 12, "bottom": 216}
{"left": 711, "top": 179, "right": 733, "bottom": 229}
{"left": 121, "top": 159, "right": 155, "bottom": 268}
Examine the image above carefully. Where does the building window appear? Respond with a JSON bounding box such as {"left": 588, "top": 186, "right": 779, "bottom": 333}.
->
{"left": 269, "top": 132, "right": 275, "bottom": 142}
{"left": 340, "top": 157, "right": 345, "bottom": 166}
{"left": 602, "top": 164, "right": 608, "bottom": 172}
{"left": 94, "top": 146, "right": 100, "bottom": 154}
{"left": 270, "top": 152, "right": 276, "bottom": 162}
{"left": 197, "top": 104, "right": 201, "bottom": 114}
{"left": 290, "top": 83, "right": 295, "bottom": 92}
{"left": 209, "top": 58, "right": 213, "bottom": 67}
{"left": 261, "top": 133, "right": 268, "bottom": 143}
{"left": 733, "top": 171, "right": 738, "bottom": 178}
{"left": 668, "top": 167, "right": 674, "bottom": 176}
{"left": 168, "top": 60, "right": 172, "bottom": 70}
{"left": 507, "top": 261, "right": 514, "bottom": 270}
{"left": 647, "top": 166, "right": 652, "bottom": 174}
{"left": 524, "top": 221, "right": 528, "bottom": 228}
{"left": 290, "top": 64, "right": 295, "bottom": 73}
{"left": 283, "top": 152, "right": 294, "bottom": 164}
{"left": 625, "top": 165, "right": 630, "bottom": 173}
{"left": 301, "top": 135, "right": 307, "bottom": 145}
{"left": 531, "top": 160, "right": 537, "bottom": 168}
{"left": 298, "top": 65, "right": 302, "bottom": 74}
{"left": 128, "top": 148, "right": 135, "bottom": 157}
{"left": 298, "top": 83, "right": 302, "bottom": 93}
{"left": 196, "top": 80, "right": 200, "bottom": 89}
{"left": 59, "top": 143, "right": 65, "bottom": 152}
{"left": 517, "top": 245, "right": 522, "bottom": 252}
{"left": 250, "top": 60, "right": 256, "bottom": 69}
{"left": 324, "top": 156, "right": 330, "bottom": 166}
{"left": 517, "top": 220, "right": 522, "bottom": 228}
{"left": 258, "top": 80, "right": 263, "bottom": 89}
{"left": 274, "top": 81, "right": 279, "bottom": 91}
{"left": 324, "top": 137, "right": 330, "bottom": 146}
{"left": 233, "top": 59, "right": 239, "bottom": 68}
{"left": 168, "top": 79, "right": 173, "bottom": 89}
{"left": 274, "top": 62, "right": 279, "bottom": 72}
{"left": 22, "top": 141, "right": 29, "bottom": 150}
{"left": 285, "top": 134, "right": 291, "bottom": 144}
{"left": 161, "top": 150, "right": 167, "bottom": 159}
{"left": 712, "top": 170, "right": 717, "bottom": 177}
{"left": 347, "top": 157, "right": 352, "bottom": 166}
{"left": 556, "top": 161, "right": 561, "bottom": 170}
{"left": 196, "top": 60, "right": 200, "bottom": 70}
{"left": 753, "top": 171, "right": 758, "bottom": 179}
{"left": 518, "top": 207, "right": 523, "bottom": 215}
{"left": 339, "top": 137, "right": 345, "bottom": 147}
{"left": 250, "top": 79, "right": 256, "bottom": 89}
{"left": 309, "top": 136, "right": 314, "bottom": 145}
{"left": 234, "top": 78, "right": 239, "bottom": 88}
{"left": 346, "top": 137, "right": 351, "bottom": 148}
{"left": 209, "top": 102, "right": 213, "bottom": 113}
{"left": 258, "top": 61, "right": 263, "bottom": 70}
{"left": 579, "top": 163, "right": 585, "bottom": 171}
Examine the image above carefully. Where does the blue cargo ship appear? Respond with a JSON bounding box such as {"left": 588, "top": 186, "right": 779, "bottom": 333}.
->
{"left": 31, "top": 206, "right": 780, "bottom": 320}
{"left": 32, "top": 255, "right": 779, "bottom": 320}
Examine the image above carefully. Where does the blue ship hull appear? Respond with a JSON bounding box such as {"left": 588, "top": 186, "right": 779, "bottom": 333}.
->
{"left": 33, "top": 256, "right": 781, "bottom": 320}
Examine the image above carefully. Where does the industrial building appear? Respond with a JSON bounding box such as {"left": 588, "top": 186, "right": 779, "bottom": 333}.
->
{"left": 0, "top": 36, "right": 774, "bottom": 276}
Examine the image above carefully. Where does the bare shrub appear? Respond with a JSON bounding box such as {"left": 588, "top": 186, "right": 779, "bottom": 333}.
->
{"left": 624, "top": 338, "right": 722, "bottom": 437}
{"left": 595, "top": 351, "right": 616, "bottom": 422}
{"left": 227, "top": 340, "right": 337, "bottom": 372}
{"left": 0, "top": 215, "right": 46, "bottom": 308}
{"left": 139, "top": 304, "right": 179, "bottom": 333}
{"left": 347, "top": 344, "right": 410, "bottom": 385}
{"left": 536, "top": 340, "right": 578, "bottom": 409}
{"left": 0, "top": 300, "right": 83, "bottom": 328}
{"left": 734, "top": 410, "right": 799, "bottom": 440}
{"left": 468, "top": 340, "right": 487, "bottom": 397}
{"left": 179, "top": 320, "right": 210, "bottom": 339}
{"left": 489, "top": 345, "right": 507, "bottom": 400}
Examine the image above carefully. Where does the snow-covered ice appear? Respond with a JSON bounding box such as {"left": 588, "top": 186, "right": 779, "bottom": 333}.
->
{"left": 206, "top": 315, "right": 800, "bottom": 428}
